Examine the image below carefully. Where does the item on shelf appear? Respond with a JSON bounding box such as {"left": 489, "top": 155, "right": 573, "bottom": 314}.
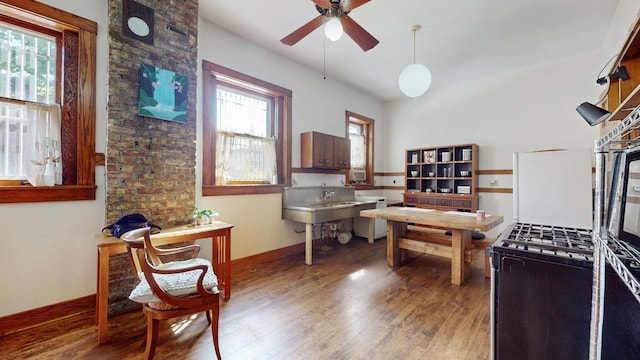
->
{"left": 411, "top": 153, "right": 418, "bottom": 163}
{"left": 424, "top": 150, "right": 436, "bottom": 163}
{"left": 457, "top": 185, "right": 471, "bottom": 194}
{"left": 410, "top": 170, "right": 418, "bottom": 177}
{"left": 441, "top": 152, "right": 451, "bottom": 162}
{"left": 462, "top": 149, "right": 472, "bottom": 161}
{"left": 428, "top": 171, "right": 434, "bottom": 177}
{"left": 440, "top": 187, "right": 451, "bottom": 193}
{"left": 460, "top": 170, "right": 470, "bottom": 177}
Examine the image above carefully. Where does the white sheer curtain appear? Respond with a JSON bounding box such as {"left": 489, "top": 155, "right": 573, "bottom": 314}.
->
{"left": 215, "top": 131, "right": 276, "bottom": 185}
{"left": 26, "top": 103, "right": 62, "bottom": 186}
{"left": 350, "top": 133, "right": 366, "bottom": 169}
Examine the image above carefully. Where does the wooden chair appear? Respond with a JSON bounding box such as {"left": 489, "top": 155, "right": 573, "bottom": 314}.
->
{"left": 121, "top": 227, "right": 222, "bottom": 360}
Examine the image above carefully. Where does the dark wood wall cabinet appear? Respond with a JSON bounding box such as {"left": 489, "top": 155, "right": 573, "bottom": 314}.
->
{"left": 404, "top": 144, "right": 479, "bottom": 212}
{"left": 301, "top": 131, "right": 350, "bottom": 170}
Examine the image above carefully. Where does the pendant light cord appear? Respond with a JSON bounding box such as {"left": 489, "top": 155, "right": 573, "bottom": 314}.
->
{"left": 410, "top": 24, "right": 421, "bottom": 65}
{"left": 323, "top": 34, "right": 327, "bottom": 80}
{"left": 412, "top": 28, "right": 416, "bottom": 65}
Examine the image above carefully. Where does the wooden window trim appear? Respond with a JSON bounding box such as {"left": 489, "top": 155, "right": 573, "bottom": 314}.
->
{"left": 346, "top": 111, "right": 375, "bottom": 186}
{"left": 0, "top": 0, "right": 97, "bottom": 203}
{"left": 201, "top": 61, "right": 291, "bottom": 196}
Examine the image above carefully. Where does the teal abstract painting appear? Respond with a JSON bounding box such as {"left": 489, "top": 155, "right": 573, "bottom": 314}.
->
{"left": 138, "top": 63, "right": 187, "bottom": 122}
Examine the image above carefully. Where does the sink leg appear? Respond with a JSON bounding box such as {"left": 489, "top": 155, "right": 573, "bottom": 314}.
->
{"left": 305, "top": 223, "right": 313, "bottom": 265}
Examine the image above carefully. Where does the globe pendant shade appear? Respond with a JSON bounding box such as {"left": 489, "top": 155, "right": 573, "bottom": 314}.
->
{"left": 398, "top": 63, "right": 432, "bottom": 97}
{"left": 324, "top": 18, "right": 343, "bottom": 41}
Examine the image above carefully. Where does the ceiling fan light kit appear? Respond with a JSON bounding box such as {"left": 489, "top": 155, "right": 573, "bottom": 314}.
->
{"left": 324, "top": 17, "right": 343, "bottom": 41}
{"left": 399, "top": 24, "right": 432, "bottom": 98}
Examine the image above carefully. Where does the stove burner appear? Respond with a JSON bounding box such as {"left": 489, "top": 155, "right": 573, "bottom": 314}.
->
{"left": 497, "top": 223, "right": 595, "bottom": 261}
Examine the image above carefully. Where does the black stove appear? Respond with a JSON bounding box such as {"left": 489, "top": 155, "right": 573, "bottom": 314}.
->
{"left": 491, "top": 222, "right": 594, "bottom": 267}
{"left": 490, "top": 222, "right": 640, "bottom": 360}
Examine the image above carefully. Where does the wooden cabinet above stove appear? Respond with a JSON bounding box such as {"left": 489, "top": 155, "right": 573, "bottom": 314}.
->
{"left": 301, "top": 131, "right": 350, "bottom": 170}
{"left": 602, "top": 16, "right": 640, "bottom": 141}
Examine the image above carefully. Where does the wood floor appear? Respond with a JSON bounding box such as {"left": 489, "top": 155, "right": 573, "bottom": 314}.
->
{"left": 0, "top": 237, "right": 492, "bottom": 360}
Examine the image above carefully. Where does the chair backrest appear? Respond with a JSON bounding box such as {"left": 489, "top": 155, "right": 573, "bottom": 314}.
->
{"left": 120, "top": 227, "right": 150, "bottom": 275}
{"left": 120, "top": 226, "right": 218, "bottom": 308}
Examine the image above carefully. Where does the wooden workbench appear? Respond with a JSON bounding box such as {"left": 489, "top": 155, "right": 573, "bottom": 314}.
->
{"left": 360, "top": 207, "right": 502, "bottom": 285}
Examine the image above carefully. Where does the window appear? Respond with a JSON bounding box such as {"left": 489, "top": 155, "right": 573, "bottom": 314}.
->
{"left": 202, "top": 61, "right": 291, "bottom": 195}
{"left": 346, "top": 111, "right": 374, "bottom": 185}
{"left": 0, "top": 1, "right": 97, "bottom": 203}
{"left": 0, "top": 21, "right": 59, "bottom": 182}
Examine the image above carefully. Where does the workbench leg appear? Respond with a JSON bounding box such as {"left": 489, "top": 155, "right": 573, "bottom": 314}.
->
{"left": 97, "top": 248, "right": 110, "bottom": 344}
{"left": 387, "top": 221, "right": 406, "bottom": 267}
{"left": 451, "top": 229, "right": 472, "bottom": 286}
{"left": 368, "top": 218, "right": 374, "bottom": 244}
{"left": 305, "top": 223, "right": 313, "bottom": 265}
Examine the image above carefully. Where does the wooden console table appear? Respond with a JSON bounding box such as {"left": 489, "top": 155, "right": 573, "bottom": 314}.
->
{"left": 360, "top": 207, "right": 502, "bottom": 285}
{"left": 95, "top": 221, "right": 234, "bottom": 344}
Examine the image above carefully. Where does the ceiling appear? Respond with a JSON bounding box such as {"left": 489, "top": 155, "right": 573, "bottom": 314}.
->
{"left": 199, "top": 0, "right": 619, "bottom": 102}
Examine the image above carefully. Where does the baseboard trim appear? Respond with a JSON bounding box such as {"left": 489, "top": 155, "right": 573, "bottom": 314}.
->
{"left": 1, "top": 243, "right": 309, "bottom": 336}
{"left": 0, "top": 294, "right": 95, "bottom": 336}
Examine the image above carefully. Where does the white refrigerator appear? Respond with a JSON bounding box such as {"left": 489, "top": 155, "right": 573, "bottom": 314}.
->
{"left": 512, "top": 149, "right": 593, "bottom": 229}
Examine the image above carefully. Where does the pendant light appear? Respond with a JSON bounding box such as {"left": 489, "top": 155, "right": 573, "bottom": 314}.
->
{"left": 398, "top": 25, "right": 432, "bottom": 98}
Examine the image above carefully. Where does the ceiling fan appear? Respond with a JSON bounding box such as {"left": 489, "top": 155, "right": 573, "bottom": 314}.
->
{"left": 280, "top": 0, "right": 379, "bottom": 52}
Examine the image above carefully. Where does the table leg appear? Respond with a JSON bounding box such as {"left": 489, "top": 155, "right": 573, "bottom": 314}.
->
{"left": 387, "top": 221, "right": 406, "bottom": 267}
{"left": 305, "top": 223, "right": 313, "bottom": 265}
{"left": 97, "top": 248, "right": 110, "bottom": 344}
{"left": 451, "top": 229, "right": 472, "bottom": 285}
{"left": 223, "top": 231, "right": 231, "bottom": 300}
{"left": 367, "top": 218, "right": 374, "bottom": 244}
{"left": 211, "top": 232, "right": 231, "bottom": 300}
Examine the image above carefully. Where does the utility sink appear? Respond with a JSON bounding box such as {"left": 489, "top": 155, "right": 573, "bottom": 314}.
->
{"left": 283, "top": 200, "right": 376, "bottom": 224}
{"left": 281, "top": 186, "right": 377, "bottom": 265}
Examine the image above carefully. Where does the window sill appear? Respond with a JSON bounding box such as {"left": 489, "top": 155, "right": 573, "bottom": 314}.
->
{"left": 0, "top": 185, "right": 97, "bottom": 203}
{"left": 203, "top": 184, "right": 284, "bottom": 196}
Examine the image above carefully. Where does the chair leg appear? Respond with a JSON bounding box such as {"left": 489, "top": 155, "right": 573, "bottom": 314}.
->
{"left": 144, "top": 316, "right": 160, "bottom": 360}
{"left": 205, "top": 310, "right": 211, "bottom": 325}
{"left": 210, "top": 307, "right": 222, "bottom": 360}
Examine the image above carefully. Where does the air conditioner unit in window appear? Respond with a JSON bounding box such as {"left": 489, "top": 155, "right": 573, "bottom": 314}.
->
{"left": 350, "top": 168, "right": 366, "bottom": 184}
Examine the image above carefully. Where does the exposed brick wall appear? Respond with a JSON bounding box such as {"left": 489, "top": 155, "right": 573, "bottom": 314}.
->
{"left": 106, "top": 0, "right": 199, "bottom": 314}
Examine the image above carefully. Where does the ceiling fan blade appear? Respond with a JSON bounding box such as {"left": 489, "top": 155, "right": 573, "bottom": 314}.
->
{"left": 342, "top": 0, "right": 370, "bottom": 12}
{"left": 341, "top": 15, "right": 379, "bottom": 51}
{"left": 281, "top": 15, "right": 326, "bottom": 46}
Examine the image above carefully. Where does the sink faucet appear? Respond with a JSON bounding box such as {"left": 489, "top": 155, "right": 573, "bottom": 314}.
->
{"left": 322, "top": 190, "right": 335, "bottom": 199}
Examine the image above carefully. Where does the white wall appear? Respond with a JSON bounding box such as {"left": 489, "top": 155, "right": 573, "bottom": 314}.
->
{"left": 602, "top": 0, "right": 640, "bottom": 65}
{"left": 0, "top": 0, "right": 108, "bottom": 317}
